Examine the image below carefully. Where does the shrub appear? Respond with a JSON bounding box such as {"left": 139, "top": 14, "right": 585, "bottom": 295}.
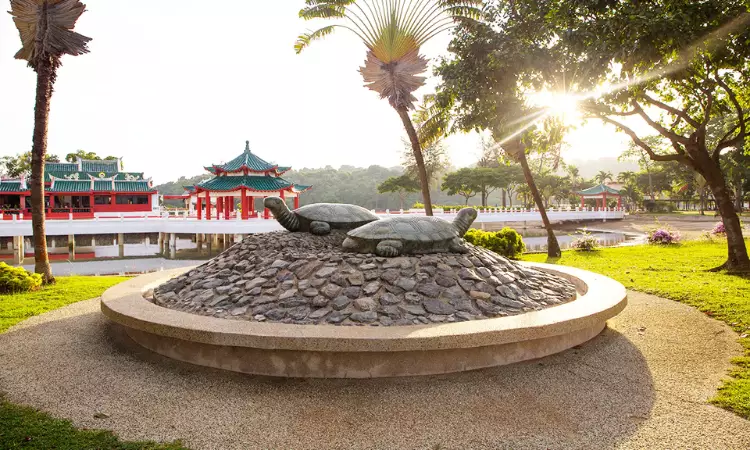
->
{"left": 647, "top": 228, "right": 681, "bottom": 245}
{"left": 711, "top": 221, "right": 726, "bottom": 235}
{"left": 569, "top": 229, "right": 600, "bottom": 251}
{"left": 464, "top": 227, "right": 526, "bottom": 259}
{"left": 0, "top": 262, "right": 42, "bottom": 294}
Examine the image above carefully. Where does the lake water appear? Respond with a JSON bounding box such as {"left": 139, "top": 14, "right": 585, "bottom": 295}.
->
{"left": 519, "top": 229, "right": 643, "bottom": 252}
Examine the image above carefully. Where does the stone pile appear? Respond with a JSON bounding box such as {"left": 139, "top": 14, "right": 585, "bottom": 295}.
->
{"left": 151, "top": 231, "right": 578, "bottom": 326}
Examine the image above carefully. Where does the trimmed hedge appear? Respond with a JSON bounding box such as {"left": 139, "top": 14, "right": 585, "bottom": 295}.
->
{"left": 464, "top": 227, "right": 526, "bottom": 259}
{"left": 0, "top": 262, "right": 42, "bottom": 294}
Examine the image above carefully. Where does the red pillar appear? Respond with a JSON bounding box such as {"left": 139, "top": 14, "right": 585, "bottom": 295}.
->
{"left": 603, "top": 192, "right": 608, "bottom": 210}
{"left": 89, "top": 193, "right": 94, "bottom": 213}
{"left": 580, "top": 196, "right": 585, "bottom": 209}
{"left": 205, "top": 191, "right": 211, "bottom": 220}
{"left": 241, "top": 188, "right": 248, "bottom": 219}
{"left": 224, "top": 196, "right": 230, "bottom": 219}
{"left": 263, "top": 196, "right": 270, "bottom": 219}
{"left": 294, "top": 195, "right": 300, "bottom": 209}
{"left": 617, "top": 195, "right": 622, "bottom": 209}
{"left": 217, "top": 197, "right": 224, "bottom": 220}
{"left": 197, "top": 195, "right": 203, "bottom": 220}
{"left": 111, "top": 193, "right": 116, "bottom": 207}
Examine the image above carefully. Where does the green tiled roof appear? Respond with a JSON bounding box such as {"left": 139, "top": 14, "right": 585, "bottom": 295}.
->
{"left": 197, "top": 175, "right": 296, "bottom": 192}
{"left": 45, "top": 171, "right": 144, "bottom": 182}
{"left": 0, "top": 181, "right": 25, "bottom": 192}
{"left": 209, "top": 141, "right": 277, "bottom": 173}
{"left": 45, "top": 162, "right": 78, "bottom": 172}
{"left": 93, "top": 180, "right": 114, "bottom": 191}
{"left": 49, "top": 180, "right": 90, "bottom": 192}
{"left": 578, "top": 184, "right": 621, "bottom": 195}
{"left": 183, "top": 185, "right": 196, "bottom": 192}
{"left": 81, "top": 159, "right": 119, "bottom": 173}
{"left": 293, "top": 184, "right": 312, "bottom": 192}
{"left": 114, "top": 181, "right": 154, "bottom": 192}
{"left": 277, "top": 166, "right": 292, "bottom": 173}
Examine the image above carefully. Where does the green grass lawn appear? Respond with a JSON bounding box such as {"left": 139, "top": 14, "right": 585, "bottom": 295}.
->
{"left": 0, "top": 276, "right": 126, "bottom": 333}
{"left": 0, "top": 275, "right": 188, "bottom": 449}
{"left": 522, "top": 239, "right": 750, "bottom": 419}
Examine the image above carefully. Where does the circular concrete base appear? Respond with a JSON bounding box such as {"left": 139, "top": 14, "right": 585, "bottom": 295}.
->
{"left": 101, "top": 263, "right": 626, "bottom": 378}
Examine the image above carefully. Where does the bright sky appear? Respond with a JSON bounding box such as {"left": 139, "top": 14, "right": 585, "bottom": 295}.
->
{"left": 0, "top": 1, "right": 631, "bottom": 184}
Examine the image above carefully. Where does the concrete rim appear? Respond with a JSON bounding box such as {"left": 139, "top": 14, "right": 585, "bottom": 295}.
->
{"left": 101, "top": 263, "right": 627, "bottom": 353}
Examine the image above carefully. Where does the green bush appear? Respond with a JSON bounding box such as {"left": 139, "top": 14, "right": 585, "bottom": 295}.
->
{"left": 0, "top": 262, "right": 42, "bottom": 294}
{"left": 464, "top": 227, "right": 526, "bottom": 259}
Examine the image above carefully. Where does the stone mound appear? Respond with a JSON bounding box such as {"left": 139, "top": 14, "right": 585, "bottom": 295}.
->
{"left": 151, "top": 231, "right": 578, "bottom": 326}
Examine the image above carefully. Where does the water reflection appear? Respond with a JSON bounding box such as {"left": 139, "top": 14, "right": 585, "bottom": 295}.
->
{"left": 520, "top": 230, "right": 643, "bottom": 252}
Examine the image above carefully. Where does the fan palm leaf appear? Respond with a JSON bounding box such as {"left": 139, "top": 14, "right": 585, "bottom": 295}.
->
{"left": 10, "top": 0, "right": 91, "bottom": 70}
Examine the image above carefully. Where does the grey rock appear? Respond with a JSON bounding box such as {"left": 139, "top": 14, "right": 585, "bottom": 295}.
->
{"left": 417, "top": 282, "right": 441, "bottom": 298}
{"left": 342, "top": 286, "right": 361, "bottom": 299}
{"left": 247, "top": 286, "right": 262, "bottom": 296}
{"left": 398, "top": 304, "right": 426, "bottom": 316}
{"left": 297, "top": 279, "right": 311, "bottom": 290}
{"left": 330, "top": 272, "right": 349, "bottom": 286}
{"left": 288, "top": 306, "right": 310, "bottom": 321}
{"left": 457, "top": 257, "right": 473, "bottom": 267}
{"left": 326, "top": 311, "right": 349, "bottom": 324}
{"left": 394, "top": 277, "right": 417, "bottom": 291}
{"left": 359, "top": 263, "right": 378, "bottom": 270}
{"left": 332, "top": 296, "right": 352, "bottom": 310}
{"left": 459, "top": 268, "right": 483, "bottom": 281}
{"left": 303, "top": 288, "right": 319, "bottom": 297}
{"left": 428, "top": 314, "right": 448, "bottom": 323}
{"left": 455, "top": 311, "right": 476, "bottom": 321}
{"left": 350, "top": 311, "right": 377, "bottom": 323}
{"left": 435, "top": 275, "right": 456, "bottom": 288}
{"left": 354, "top": 297, "right": 377, "bottom": 311}
{"left": 250, "top": 295, "right": 275, "bottom": 307}
{"left": 309, "top": 307, "right": 331, "bottom": 319}
{"left": 379, "top": 316, "right": 395, "bottom": 326}
{"left": 280, "top": 297, "right": 308, "bottom": 308}
{"left": 295, "top": 260, "right": 323, "bottom": 279}
{"left": 475, "top": 299, "right": 497, "bottom": 315}
{"left": 404, "top": 292, "right": 422, "bottom": 304}
{"left": 251, "top": 303, "right": 274, "bottom": 315}
{"left": 245, "top": 277, "right": 268, "bottom": 290}
{"left": 271, "top": 259, "right": 290, "bottom": 269}
{"left": 265, "top": 308, "right": 287, "bottom": 320}
{"left": 315, "top": 266, "right": 337, "bottom": 278}
{"left": 260, "top": 268, "right": 278, "bottom": 278}
{"left": 363, "top": 281, "right": 381, "bottom": 295}
{"left": 379, "top": 292, "right": 401, "bottom": 305}
{"left": 423, "top": 299, "right": 456, "bottom": 315}
{"left": 321, "top": 284, "right": 342, "bottom": 299}
{"left": 469, "top": 290, "right": 491, "bottom": 301}
{"left": 279, "top": 288, "right": 298, "bottom": 300}
{"left": 347, "top": 272, "right": 364, "bottom": 286}
{"left": 492, "top": 295, "right": 526, "bottom": 308}
{"left": 311, "top": 278, "right": 326, "bottom": 287}
{"left": 230, "top": 306, "right": 249, "bottom": 316}
{"left": 208, "top": 295, "right": 229, "bottom": 307}
{"left": 311, "top": 295, "right": 329, "bottom": 307}
{"left": 363, "top": 270, "right": 380, "bottom": 281}
{"left": 381, "top": 269, "right": 400, "bottom": 284}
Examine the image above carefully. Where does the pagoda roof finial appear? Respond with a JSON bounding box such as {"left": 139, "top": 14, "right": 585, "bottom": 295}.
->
{"left": 244, "top": 140, "right": 250, "bottom": 153}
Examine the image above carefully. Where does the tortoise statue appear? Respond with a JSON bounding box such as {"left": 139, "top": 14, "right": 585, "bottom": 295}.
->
{"left": 263, "top": 197, "right": 380, "bottom": 235}
{"left": 342, "top": 208, "right": 478, "bottom": 257}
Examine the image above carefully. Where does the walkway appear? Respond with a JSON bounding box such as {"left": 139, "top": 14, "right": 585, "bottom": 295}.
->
{"left": 21, "top": 258, "right": 202, "bottom": 276}
{"left": 1, "top": 292, "right": 748, "bottom": 449}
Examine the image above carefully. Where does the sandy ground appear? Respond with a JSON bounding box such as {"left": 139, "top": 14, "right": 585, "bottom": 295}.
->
{"left": 555, "top": 213, "right": 725, "bottom": 240}
{"left": 1, "top": 291, "right": 749, "bottom": 449}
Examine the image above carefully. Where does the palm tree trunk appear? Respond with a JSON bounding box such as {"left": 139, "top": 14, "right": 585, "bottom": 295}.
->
{"left": 518, "top": 151, "right": 561, "bottom": 258}
{"left": 31, "top": 57, "right": 55, "bottom": 284}
{"left": 396, "top": 106, "right": 433, "bottom": 216}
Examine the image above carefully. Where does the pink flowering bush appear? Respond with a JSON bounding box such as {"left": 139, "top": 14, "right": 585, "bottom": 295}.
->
{"left": 711, "top": 222, "right": 726, "bottom": 235}
{"left": 569, "top": 230, "right": 600, "bottom": 251}
{"left": 647, "top": 228, "right": 681, "bottom": 245}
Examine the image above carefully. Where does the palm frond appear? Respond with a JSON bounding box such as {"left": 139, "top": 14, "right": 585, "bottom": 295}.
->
{"left": 359, "top": 48, "right": 427, "bottom": 109}
{"left": 10, "top": 0, "right": 92, "bottom": 69}
{"left": 295, "top": 25, "right": 338, "bottom": 54}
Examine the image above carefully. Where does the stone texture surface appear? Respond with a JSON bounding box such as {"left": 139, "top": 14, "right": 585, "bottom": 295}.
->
{"left": 2, "top": 292, "right": 749, "bottom": 449}
{"left": 151, "top": 231, "right": 577, "bottom": 326}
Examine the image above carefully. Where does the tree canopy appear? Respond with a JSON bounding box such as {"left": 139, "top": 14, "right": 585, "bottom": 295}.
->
{"left": 0, "top": 152, "right": 59, "bottom": 178}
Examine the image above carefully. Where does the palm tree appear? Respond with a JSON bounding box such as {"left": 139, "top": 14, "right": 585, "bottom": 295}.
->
{"left": 595, "top": 170, "right": 613, "bottom": 185}
{"left": 10, "top": 0, "right": 91, "bottom": 283}
{"left": 295, "top": 0, "right": 481, "bottom": 216}
{"left": 617, "top": 171, "right": 636, "bottom": 185}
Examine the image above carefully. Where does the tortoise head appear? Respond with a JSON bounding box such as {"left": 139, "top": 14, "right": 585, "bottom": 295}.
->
{"left": 263, "top": 196, "right": 289, "bottom": 215}
{"left": 454, "top": 208, "right": 478, "bottom": 237}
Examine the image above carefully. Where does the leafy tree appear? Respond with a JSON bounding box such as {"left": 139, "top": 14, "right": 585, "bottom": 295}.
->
{"left": 0, "top": 152, "right": 59, "bottom": 178}
{"left": 295, "top": 0, "right": 481, "bottom": 216}
{"left": 594, "top": 171, "right": 613, "bottom": 185}
{"left": 400, "top": 139, "right": 451, "bottom": 199}
{"left": 10, "top": 0, "right": 92, "bottom": 283}
{"left": 64, "top": 150, "right": 119, "bottom": 164}
{"left": 542, "top": 0, "right": 750, "bottom": 271}
{"left": 441, "top": 168, "right": 479, "bottom": 204}
{"left": 377, "top": 174, "right": 421, "bottom": 210}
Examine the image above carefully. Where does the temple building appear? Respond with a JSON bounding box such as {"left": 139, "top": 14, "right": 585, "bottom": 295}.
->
{"left": 0, "top": 157, "right": 158, "bottom": 219}
{"left": 186, "top": 141, "right": 311, "bottom": 220}
{"left": 577, "top": 184, "right": 622, "bottom": 209}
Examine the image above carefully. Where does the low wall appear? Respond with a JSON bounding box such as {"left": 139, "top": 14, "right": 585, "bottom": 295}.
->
{"left": 101, "top": 263, "right": 627, "bottom": 378}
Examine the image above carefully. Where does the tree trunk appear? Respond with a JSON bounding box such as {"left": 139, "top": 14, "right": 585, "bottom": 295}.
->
{"left": 396, "top": 106, "right": 433, "bottom": 216}
{"left": 701, "top": 159, "right": 750, "bottom": 272}
{"left": 518, "top": 151, "right": 561, "bottom": 258}
{"left": 30, "top": 57, "right": 55, "bottom": 284}
{"left": 481, "top": 187, "right": 487, "bottom": 207}
{"left": 735, "top": 177, "right": 743, "bottom": 213}
{"left": 398, "top": 193, "right": 405, "bottom": 211}
{"left": 502, "top": 190, "right": 507, "bottom": 208}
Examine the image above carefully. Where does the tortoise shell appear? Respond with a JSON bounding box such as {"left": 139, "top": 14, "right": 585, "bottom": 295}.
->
{"left": 294, "top": 203, "right": 379, "bottom": 224}
{"left": 347, "top": 216, "right": 458, "bottom": 243}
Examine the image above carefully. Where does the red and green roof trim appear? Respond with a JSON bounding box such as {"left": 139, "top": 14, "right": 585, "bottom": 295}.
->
{"left": 577, "top": 184, "right": 621, "bottom": 196}
{"left": 206, "top": 141, "right": 294, "bottom": 176}
{"left": 195, "top": 175, "right": 310, "bottom": 193}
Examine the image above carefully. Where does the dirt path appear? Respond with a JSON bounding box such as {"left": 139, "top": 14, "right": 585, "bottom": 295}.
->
{"left": 1, "top": 292, "right": 748, "bottom": 449}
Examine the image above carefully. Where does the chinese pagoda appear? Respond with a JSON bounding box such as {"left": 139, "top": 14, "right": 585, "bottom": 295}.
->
{"left": 577, "top": 184, "right": 622, "bottom": 209}
{"left": 189, "top": 141, "right": 311, "bottom": 220}
{"left": 0, "top": 157, "right": 157, "bottom": 219}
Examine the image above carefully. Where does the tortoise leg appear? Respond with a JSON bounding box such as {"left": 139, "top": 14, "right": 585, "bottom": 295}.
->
{"left": 375, "top": 240, "right": 403, "bottom": 257}
{"left": 449, "top": 237, "right": 469, "bottom": 253}
{"left": 309, "top": 221, "right": 331, "bottom": 235}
